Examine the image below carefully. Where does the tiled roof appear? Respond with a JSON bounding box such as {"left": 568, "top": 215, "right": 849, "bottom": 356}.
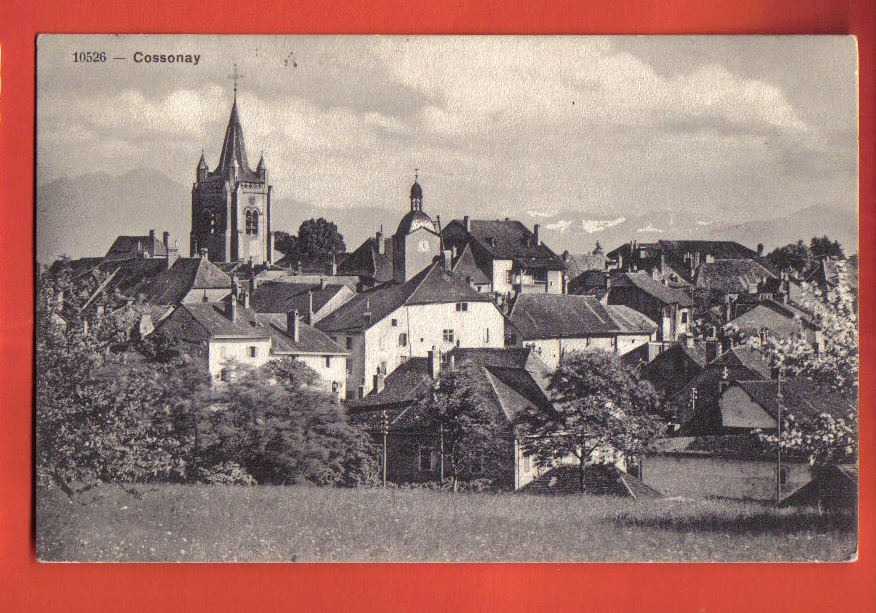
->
{"left": 606, "top": 305, "right": 659, "bottom": 334}
{"left": 161, "top": 301, "right": 269, "bottom": 341}
{"left": 316, "top": 263, "right": 492, "bottom": 334}
{"left": 733, "top": 379, "right": 856, "bottom": 423}
{"left": 446, "top": 219, "right": 565, "bottom": 270}
{"left": 650, "top": 435, "right": 774, "bottom": 460}
{"left": 104, "top": 234, "right": 167, "bottom": 260}
{"left": 614, "top": 271, "right": 695, "bottom": 307}
{"left": 349, "top": 357, "right": 434, "bottom": 411}
{"left": 641, "top": 342, "right": 708, "bottom": 397}
{"left": 254, "top": 313, "right": 348, "bottom": 355}
{"left": 145, "top": 258, "right": 232, "bottom": 305}
{"left": 727, "top": 304, "right": 813, "bottom": 339}
{"left": 451, "top": 243, "right": 491, "bottom": 286}
{"left": 695, "top": 259, "right": 777, "bottom": 294}
{"left": 251, "top": 281, "right": 351, "bottom": 315}
{"left": 508, "top": 294, "right": 656, "bottom": 341}
{"left": 337, "top": 236, "right": 394, "bottom": 282}
{"left": 518, "top": 465, "right": 661, "bottom": 497}
{"left": 562, "top": 253, "right": 608, "bottom": 280}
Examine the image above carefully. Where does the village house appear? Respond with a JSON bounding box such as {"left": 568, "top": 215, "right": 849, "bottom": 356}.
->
{"left": 316, "top": 263, "right": 506, "bottom": 399}
{"left": 104, "top": 229, "right": 168, "bottom": 261}
{"left": 441, "top": 217, "right": 566, "bottom": 296}
{"left": 250, "top": 280, "right": 355, "bottom": 324}
{"left": 505, "top": 294, "right": 657, "bottom": 370}
{"left": 348, "top": 346, "right": 556, "bottom": 490}
{"left": 725, "top": 298, "right": 818, "bottom": 346}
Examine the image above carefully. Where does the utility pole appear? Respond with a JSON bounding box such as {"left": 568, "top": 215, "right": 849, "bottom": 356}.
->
{"left": 776, "top": 369, "right": 783, "bottom": 506}
{"left": 381, "top": 410, "right": 389, "bottom": 488}
{"left": 439, "top": 423, "right": 445, "bottom": 485}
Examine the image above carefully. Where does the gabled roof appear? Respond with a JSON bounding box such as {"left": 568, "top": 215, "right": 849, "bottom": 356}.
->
{"left": 727, "top": 302, "right": 815, "bottom": 340}
{"left": 650, "top": 435, "right": 774, "bottom": 460}
{"left": 104, "top": 234, "right": 167, "bottom": 261}
{"left": 695, "top": 259, "right": 777, "bottom": 294}
{"left": 251, "top": 281, "right": 352, "bottom": 315}
{"left": 640, "top": 341, "right": 708, "bottom": 398}
{"left": 612, "top": 271, "right": 695, "bottom": 307}
{"left": 254, "top": 313, "right": 348, "bottom": 355}
{"left": 732, "top": 379, "right": 856, "bottom": 423}
{"left": 337, "top": 236, "right": 394, "bottom": 282}
{"left": 316, "top": 263, "right": 492, "bottom": 334}
{"left": 162, "top": 301, "right": 270, "bottom": 341}
{"left": 445, "top": 219, "right": 565, "bottom": 270}
{"left": 561, "top": 253, "right": 608, "bottom": 280}
{"left": 451, "top": 243, "right": 491, "bottom": 286}
{"left": 508, "top": 294, "right": 657, "bottom": 341}
{"left": 145, "top": 258, "right": 232, "bottom": 305}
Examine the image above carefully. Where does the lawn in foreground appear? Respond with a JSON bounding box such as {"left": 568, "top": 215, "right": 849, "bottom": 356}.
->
{"left": 36, "top": 484, "right": 856, "bottom": 562}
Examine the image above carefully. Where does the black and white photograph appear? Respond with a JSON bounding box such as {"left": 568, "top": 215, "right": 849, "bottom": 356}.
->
{"left": 35, "top": 34, "right": 858, "bottom": 562}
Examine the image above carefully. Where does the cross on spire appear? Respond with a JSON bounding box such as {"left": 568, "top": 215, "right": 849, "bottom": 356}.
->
{"left": 228, "top": 63, "right": 243, "bottom": 95}
{"left": 414, "top": 168, "right": 419, "bottom": 181}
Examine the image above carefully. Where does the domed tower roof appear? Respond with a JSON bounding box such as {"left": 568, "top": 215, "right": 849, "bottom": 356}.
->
{"left": 396, "top": 209, "right": 434, "bottom": 236}
{"left": 410, "top": 179, "right": 423, "bottom": 201}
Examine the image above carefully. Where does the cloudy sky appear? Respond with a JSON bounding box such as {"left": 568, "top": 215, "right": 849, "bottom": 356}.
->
{"left": 37, "top": 35, "right": 857, "bottom": 257}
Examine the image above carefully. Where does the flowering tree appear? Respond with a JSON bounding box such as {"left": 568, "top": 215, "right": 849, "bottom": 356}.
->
{"left": 756, "top": 262, "right": 858, "bottom": 466}
{"left": 516, "top": 350, "right": 663, "bottom": 491}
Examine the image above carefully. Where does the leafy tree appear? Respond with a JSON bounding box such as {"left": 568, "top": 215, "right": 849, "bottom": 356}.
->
{"left": 516, "top": 351, "right": 663, "bottom": 491}
{"left": 204, "top": 359, "right": 378, "bottom": 486}
{"left": 766, "top": 240, "right": 812, "bottom": 273}
{"left": 36, "top": 272, "right": 211, "bottom": 491}
{"left": 417, "top": 361, "right": 514, "bottom": 491}
{"left": 273, "top": 230, "right": 298, "bottom": 256}
{"left": 755, "top": 262, "right": 858, "bottom": 467}
{"left": 810, "top": 235, "right": 845, "bottom": 260}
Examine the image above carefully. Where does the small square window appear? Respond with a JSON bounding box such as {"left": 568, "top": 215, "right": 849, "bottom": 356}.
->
{"left": 391, "top": 319, "right": 399, "bottom": 327}
{"left": 443, "top": 329, "right": 455, "bottom": 343}
{"left": 455, "top": 302, "right": 468, "bottom": 312}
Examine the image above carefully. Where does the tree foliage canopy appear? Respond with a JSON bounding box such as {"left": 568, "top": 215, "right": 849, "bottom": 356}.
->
{"left": 274, "top": 218, "right": 346, "bottom": 261}
{"left": 516, "top": 351, "right": 663, "bottom": 475}
{"left": 417, "top": 361, "right": 514, "bottom": 490}
{"left": 765, "top": 235, "right": 845, "bottom": 273}
{"left": 755, "top": 263, "right": 858, "bottom": 466}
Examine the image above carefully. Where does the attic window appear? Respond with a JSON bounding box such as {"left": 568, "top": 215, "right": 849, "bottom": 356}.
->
{"left": 391, "top": 319, "right": 399, "bottom": 327}
{"left": 248, "top": 346, "right": 258, "bottom": 358}
{"left": 455, "top": 302, "right": 468, "bottom": 312}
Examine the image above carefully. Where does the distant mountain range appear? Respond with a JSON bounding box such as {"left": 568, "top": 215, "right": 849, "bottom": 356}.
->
{"left": 36, "top": 167, "right": 859, "bottom": 264}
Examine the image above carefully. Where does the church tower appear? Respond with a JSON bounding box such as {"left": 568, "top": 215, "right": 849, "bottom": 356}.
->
{"left": 393, "top": 173, "right": 441, "bottom": 283}
{"left": 190, "top": 72, "right": 272, "bottom": 264}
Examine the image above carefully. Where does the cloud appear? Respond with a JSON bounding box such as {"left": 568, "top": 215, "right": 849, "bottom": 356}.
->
{"left": 527, "top": 210, "right": 555, "bottom": 218}
{"left": 582, "top": 217, "right": 626, "bottom": 234}
{"left": 637, "top": 223, "right": 664, "bottom": 233}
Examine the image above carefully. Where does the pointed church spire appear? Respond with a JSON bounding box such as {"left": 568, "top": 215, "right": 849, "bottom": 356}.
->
{"left": 217, "top": 65, "right": 251, "bottom": 175}
{"left": 256, "top": 151, "right": 266, "bottom": 171}
{"left": 197, "top": 150, "right": 208, "bottom": 169}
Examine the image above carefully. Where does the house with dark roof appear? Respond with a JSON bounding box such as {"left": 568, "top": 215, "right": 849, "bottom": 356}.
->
{"left": 442, "top": 217, "right": 566, "bottom": 296}
{"left": 725, "top": 299, "right": 817, "bottom": 345}
{"left": 602, "top": 271, "right": 694, "bottom": 342}
{"left": 338, "top": 230, "right": 395, "bottom": 285}
{"left": 349, "top": 346, "right": 560, "bottom": 490}
{"left": 104, "top": 229, "right": 169, "bottom": 261}
{"left": 144, "top": 257, "right": 233, "bottom": 305}
{"left": 506, "top": 294, "right": 657, "bottom": 369}
{"left": 250, "top": 280, "right": 355, "bottom": 324}
{"left": 255, "top": 312, "right": 349, "bottom": 397}
{"left": 316, "top": 263, "right": 505, "bottom": 398}
{"left": 155, "top": 298, "right": 273, "bottom": 382}
{"left": 694, "top": 258, "right": 778, "bottom": 296}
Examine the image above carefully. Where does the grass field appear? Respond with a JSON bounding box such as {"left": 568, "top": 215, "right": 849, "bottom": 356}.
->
{"left": 36, "top": 484, "right": 856, "bottom": 562}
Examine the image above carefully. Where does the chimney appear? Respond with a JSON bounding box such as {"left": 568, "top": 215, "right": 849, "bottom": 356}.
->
{"left": 449, "top": 354, "right": 456, "bottom": 371}
{"left": 166, "top": 245, "right": 179, "bottom": 269}
{"left": 651, "top": 267, "right": 659, "bottom": 281}
{"left": 428, "top": 345, "right": 441, "bottom": 380}
{"left": 376, "top": 230, "right": 384, "bottom": 255}
{"left": 242, "top": 290, "right": 250, "bottom": 309}
{"left": 305, "top": 290, "right": 314, "bottom": 325}
{"left": 331, "top": 253, "right": 338, "bottom": 276}
{"left": 227, "top": 295, "right": 237, "bottom": 323}
{"left": 199, "top": 247, "right": 209, "bottom": 262}
{"left": 319, "top": 277, "right": 326, "bottom": 290}
{"left": 464, "top": 216, "right": 470, "bottom": 232}
{"left": 373, "top": 372, "right": 385, "bottom": 394}
{"left": 163, "top": 231, "right": 170, "bottom": 249}
{"left": 705, "top": 339, "right": 719, "bottom": 364}
{"left": 288, "top": 309, "right": 300, "bottom": 342}
{"left": 534, "top": 224, "right": 541, "bottom": 246}
{"left": 443, "top": 250, "right": 453, "bottom": 269}
{"left": 149, "top": 229, "right": 155, "bottom": 241}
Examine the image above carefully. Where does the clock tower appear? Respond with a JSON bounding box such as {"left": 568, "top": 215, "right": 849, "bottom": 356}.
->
{"left": 190, "top": 71, "right": 272, "bottom": 264}
{"left": 392, "top": 173, "right": 441, "bottom": 283}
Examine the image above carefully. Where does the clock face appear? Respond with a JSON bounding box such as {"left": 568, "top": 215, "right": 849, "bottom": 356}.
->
{"left": 417, "top": 239, "right": 431, "bottom": 253}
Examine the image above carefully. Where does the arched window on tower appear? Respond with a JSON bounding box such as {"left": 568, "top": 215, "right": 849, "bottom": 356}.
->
{"left": 251, "top": 210, "right": 259, "bottom": 234}
{"left": 245, "top": 210, "right": 253, "bottom": 234}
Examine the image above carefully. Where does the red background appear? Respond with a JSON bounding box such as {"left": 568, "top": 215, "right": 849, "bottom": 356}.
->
{"left": 1, "top": 1, "right": 874, "bottom": 611}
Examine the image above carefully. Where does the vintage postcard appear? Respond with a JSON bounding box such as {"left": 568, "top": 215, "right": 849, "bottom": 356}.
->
{"left": 35, "top": 34, "right": 858, "bottom": 562}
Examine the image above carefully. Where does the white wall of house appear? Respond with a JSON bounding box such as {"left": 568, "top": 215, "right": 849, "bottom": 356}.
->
{"left": 207, "top": 337, "right": 272, "bottom": 381}
{"left": 291, "top": 353, "right": 348, "bottom": 398}
{"left": 351, "top": 301, "right": 505, "bottom": 396}
{"left": 719, "top": 386, "right": 777, "bottom": 429}
{"left": 641, "top": 454, "right": 813, "bottom": 502}
{"left": 491, "top": 259, "right": 513, "bottom": 295}
{"left": 515, "top": 331, "right": 653, "bottom": 370}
